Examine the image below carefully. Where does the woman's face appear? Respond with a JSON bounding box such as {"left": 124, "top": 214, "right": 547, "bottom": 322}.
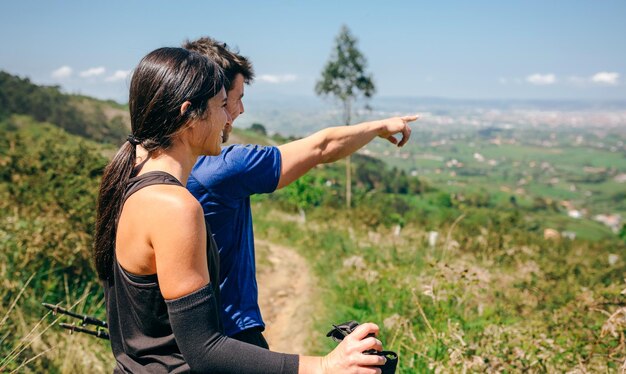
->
{"left": 187, "top": 88, "right": 229, "bottom": 156}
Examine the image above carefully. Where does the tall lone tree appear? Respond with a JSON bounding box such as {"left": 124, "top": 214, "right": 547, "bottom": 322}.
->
{"left": 315, "top": 25, "right": 375, "bottom": 209}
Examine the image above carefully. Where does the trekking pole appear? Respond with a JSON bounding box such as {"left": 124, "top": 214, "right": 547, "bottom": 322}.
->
{"left": 42, "top": 302, "right": 109, "bottom": 340}
{"left": 59, "top": 323, "right": 110, "bottom": 340}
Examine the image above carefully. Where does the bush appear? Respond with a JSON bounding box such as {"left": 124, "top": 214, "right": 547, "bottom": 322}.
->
{"left": 0, "top": 119, "right": 112, "bottom": 372}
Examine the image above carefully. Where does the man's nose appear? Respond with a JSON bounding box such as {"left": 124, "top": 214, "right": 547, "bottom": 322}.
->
{"left": 239, "top": 101, "right": 245, "bottom": 115}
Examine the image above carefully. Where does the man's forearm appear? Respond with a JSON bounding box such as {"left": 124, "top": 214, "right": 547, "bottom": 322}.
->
{"left": 276, "top": 115, "right": 415, "bottom": 189}
{"left": 314, "top": 120, "right": 382, "bottom": 164}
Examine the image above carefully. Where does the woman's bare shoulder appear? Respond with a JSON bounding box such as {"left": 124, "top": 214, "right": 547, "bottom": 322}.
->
{"left": 130, "top": 184, "right": 203, "bottom": 218}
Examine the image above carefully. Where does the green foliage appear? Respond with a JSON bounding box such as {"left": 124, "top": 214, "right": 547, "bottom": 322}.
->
{"left": 352, "top": 192, "right": 409, "bottom": 227}
{"left": 315, "top": 25, "right": 375, "bottom": 106}
{"left": 248, "top": 123, "right": 267, "bottom": 136}
{"left": 270, "top": 153, "right": 430, "bottom": 225}
{"left": 352, "top": 155, "right": 427, "bottom": 195}
{"left": 0, "top": 71, "right": 127, "bottom": 144}
{"left": 282, "top": 174, "right": 325, "bottom": 212}
{"left": 434, "top": 192, "right": 453, "bottom": 208}
{"left": 0, "top": 118, "right": 112, "bottom": 372}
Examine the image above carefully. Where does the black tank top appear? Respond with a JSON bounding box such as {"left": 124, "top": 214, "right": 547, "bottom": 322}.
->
{"left": 104, "top": 171, "right": 222, "bottom": 373}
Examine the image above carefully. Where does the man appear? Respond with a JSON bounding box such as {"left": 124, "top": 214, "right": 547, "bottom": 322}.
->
{"left": 184, "top": 37, "right": 417, "bottom": 349}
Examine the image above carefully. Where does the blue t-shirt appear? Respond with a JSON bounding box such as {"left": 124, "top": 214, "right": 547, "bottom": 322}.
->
{"left": 187, "top": 144, "right": 281, "bottom": 336}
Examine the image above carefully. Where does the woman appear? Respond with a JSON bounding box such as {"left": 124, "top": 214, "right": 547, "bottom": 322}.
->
{"left": 93, "top": 47, "right": 386, "bottom": 373}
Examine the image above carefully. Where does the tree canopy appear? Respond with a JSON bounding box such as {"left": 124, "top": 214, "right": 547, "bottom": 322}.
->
{"left": 315, "top": 25, "right": 375, "bottom": 122}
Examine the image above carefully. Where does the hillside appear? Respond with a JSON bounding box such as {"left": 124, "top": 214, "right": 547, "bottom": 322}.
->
{"left": 0, "top": 117, "right": 112, "bottom": 372}
{"left": 0, "top": 71, "right": 129, "bottom": 144}
{"left": 0, "top": 76, "right": 625, "bottom": 372}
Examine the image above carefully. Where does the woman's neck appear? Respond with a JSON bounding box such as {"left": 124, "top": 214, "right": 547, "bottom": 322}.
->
{"left": 137, "top": 141, "right": 197, "bottom": 186}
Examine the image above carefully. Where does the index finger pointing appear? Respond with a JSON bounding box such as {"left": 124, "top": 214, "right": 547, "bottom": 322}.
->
{"left": 401, "top": 114, "right": 420, "bottom": 123}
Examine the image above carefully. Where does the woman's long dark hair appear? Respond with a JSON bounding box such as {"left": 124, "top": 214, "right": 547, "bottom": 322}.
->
{"left": 94, "top": 47, "right": 224, "bottom": 280}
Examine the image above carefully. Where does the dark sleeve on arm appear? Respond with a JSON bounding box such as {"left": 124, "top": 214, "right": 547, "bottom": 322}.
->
{"left": 165, "top": 284, "right": 299, "bottom": 374}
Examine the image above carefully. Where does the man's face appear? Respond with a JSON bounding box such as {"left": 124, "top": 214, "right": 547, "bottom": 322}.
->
{"left": 222, "top": 73, "right": 245, "bottom": 142}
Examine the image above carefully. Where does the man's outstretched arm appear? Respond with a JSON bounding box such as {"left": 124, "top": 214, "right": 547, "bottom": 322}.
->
{"left": 276, "top": 115, "right": 419, "bottom": 189}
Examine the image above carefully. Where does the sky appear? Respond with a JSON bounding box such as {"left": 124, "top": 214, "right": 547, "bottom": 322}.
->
{"left": 1, "top": 0, "right": 625, "bottom": 103}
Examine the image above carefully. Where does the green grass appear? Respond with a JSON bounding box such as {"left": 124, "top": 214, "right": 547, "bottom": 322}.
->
{"left": 253, "top": 201, "right": 626, "bottom": 372}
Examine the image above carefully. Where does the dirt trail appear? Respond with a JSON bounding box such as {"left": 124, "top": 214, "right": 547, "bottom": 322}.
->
{"left": 255, "top": 239, "right": 316, "bottom": 354}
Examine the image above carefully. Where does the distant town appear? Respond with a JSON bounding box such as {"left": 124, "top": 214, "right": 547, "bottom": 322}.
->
{"left": 238, "top": 96, "right": 626, "bottom": 241}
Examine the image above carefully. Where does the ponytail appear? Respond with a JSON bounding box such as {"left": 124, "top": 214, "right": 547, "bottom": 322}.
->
{"left": 93, "top": 142, "right": 136, "bottom": 280}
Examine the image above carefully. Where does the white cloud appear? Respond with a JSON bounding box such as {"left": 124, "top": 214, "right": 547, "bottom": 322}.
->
{"left": 79, "top": 66, "right": 106, "bottom": 78}
{"left": 498, "top": 77, "right": 507, "bottom": 85}
{"left": 591, "top": 72, "right": 619, "bottom": 85}
{"left": 105, "top": 70, "right": 131, "bottom": 82}
{"left": 52, "top": 66, "right": 72, "bottom": 79}
{"left": 257, "top": 74, "right": 297, "bottom": 84}
{"left": 526, "top": 73, "right": 556, "bottom": 85}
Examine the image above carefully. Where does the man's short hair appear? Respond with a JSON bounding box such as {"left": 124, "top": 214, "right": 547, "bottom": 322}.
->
{"left": 183, "top": 37, "right": 254, "bottom": 91}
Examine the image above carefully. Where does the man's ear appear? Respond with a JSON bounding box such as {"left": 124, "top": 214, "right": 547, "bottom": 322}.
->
{"left": 180, "top": 101, "right": 192, "bottom": 116}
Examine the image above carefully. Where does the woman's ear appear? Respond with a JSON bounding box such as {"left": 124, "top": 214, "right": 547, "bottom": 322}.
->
{"left": 180, "top": 101, "right": 192, "bottom": 116}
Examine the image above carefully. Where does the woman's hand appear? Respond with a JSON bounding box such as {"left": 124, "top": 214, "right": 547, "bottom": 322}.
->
{"left": 320, "top": 323, "right": 386, "bottom": 374}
